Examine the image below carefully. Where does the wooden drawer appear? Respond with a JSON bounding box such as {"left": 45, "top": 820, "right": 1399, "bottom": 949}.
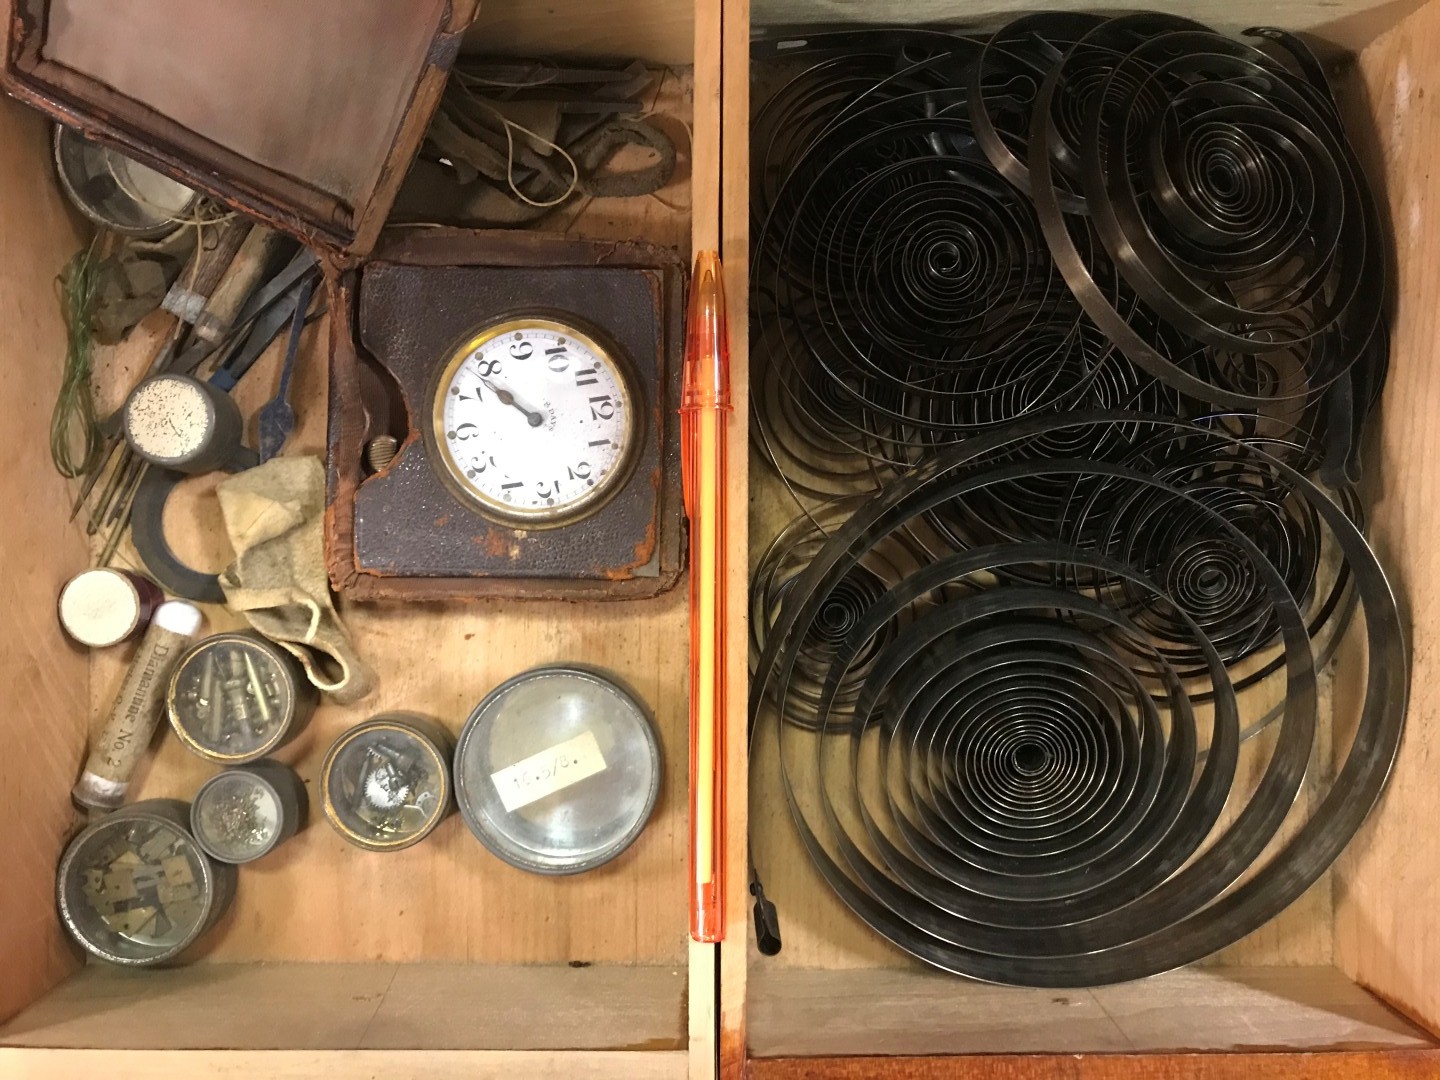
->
{"left": 0, "top": 1, "right": 724, "bottom": 1078}
{"left": 718, "top": 1, "right": 1440, "bottom": 1077}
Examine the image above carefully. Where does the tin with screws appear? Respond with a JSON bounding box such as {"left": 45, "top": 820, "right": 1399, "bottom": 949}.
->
{"left": 167, "top": 632, "right": 316, "bottom": 763}
{"left": 57, "top": 798, "right": 236, "bottom": 966}
{"left": 320, "top": 715, "right": 453, "bottom": 851}
{"left": 191, "top": 761, "right": 308, "bottom": 864}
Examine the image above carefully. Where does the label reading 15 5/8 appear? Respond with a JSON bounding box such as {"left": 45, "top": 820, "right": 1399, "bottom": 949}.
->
{"left": 490, "top": 729, "right": 608, "bottom": 813}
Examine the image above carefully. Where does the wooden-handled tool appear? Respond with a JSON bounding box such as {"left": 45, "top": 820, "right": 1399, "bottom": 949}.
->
{"left": 72, "top": 600, "right": 204, "bottom": 811}
{"left": 192, "top": 226, "right": 288, "bottom": 346}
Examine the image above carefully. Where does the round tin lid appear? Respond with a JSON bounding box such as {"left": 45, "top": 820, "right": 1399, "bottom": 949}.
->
{"left": 167, "top": 634, "right": 301, "bottom": 763}
{"left": 320, "top": 717, "right": 452, "bottom": 852}
{"left": 53, "top": 124, "right": 199, "bottom": 238}
{"left": 191, "top": 769, "right": 285, "bottom": 864}
{"left": 58, "top": 568, "right": 147, "bottom": 648}
{"left": 455, "top": 665, "right": 660, "bottom": 875}
{"left": 57, "top": 804, "right": 219, "bottom": 965}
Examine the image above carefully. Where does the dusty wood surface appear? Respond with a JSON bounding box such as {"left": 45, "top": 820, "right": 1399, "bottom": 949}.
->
{"left": 746, "top": 1050, "right": 1440, "bottom": 1080}
{"left": 747, "top": 0, "right": 1424, "bottom": 50}
{"left": 466, "top": 0, "right": 694, "bottom": 67}
{"left": 690, "top": 4, "right": 724, "bottom": 1077}
{"left": 0, "top": 963, "right": 685, "bottom": 1051}
{"left": 0, "top": 1048, "right": 687, "bottom": 1080}
{"left": 747, "top": 967, "right": 1433, "bottom": 1058}
{"left": 0, "top": 96, "right": 90, "bottom": 1025}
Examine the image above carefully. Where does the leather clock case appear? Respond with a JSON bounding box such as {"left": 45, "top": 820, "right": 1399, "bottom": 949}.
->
{"left": 0, "top": 0, "right": 479, "bottom": 260}
{"left": 325, "top": 227, "right": 686, "bottom": 602}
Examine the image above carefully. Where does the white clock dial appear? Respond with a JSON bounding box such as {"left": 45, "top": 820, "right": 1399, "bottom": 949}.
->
{"left": 433, "top": 318, "right": 638, "bottom": 524}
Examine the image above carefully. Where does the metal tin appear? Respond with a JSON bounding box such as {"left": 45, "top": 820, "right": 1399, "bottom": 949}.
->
{"left": 454, "top": 665, "right": 661, "bottom": 875}
{"left": 57, "top": 567, "right": 163, "bottom": 648}
{"left": 191, "top": 760, "right": 308, "bottom": 864}
{"left": 56, "top": 798, "right": 236, "bottom": 966}
{"left": 167, "top": 632, "right": 316, "bottom": 763}
{"left": 123, "top": 373, "right": 253, "bottom": 474}
{"left": 320, "top": 715, "right": 453, "bottom": 852}
{"left": 53, "top": 124, "right": 199, "bottom": 238}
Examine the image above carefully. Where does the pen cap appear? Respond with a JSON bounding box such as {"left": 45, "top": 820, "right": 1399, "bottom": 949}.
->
{"left": 683, "top": 251, "right": 732, "bottom": 411}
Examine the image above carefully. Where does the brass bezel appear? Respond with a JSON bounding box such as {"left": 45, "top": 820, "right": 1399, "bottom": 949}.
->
{"left": 319, "top": 719, "right": 452, "bottom": 852}
{"left": 427, "top": 314, "right": 643, "bottom": 530}
{"left": 166, "top": 633, "right": 299, "bottom": 763}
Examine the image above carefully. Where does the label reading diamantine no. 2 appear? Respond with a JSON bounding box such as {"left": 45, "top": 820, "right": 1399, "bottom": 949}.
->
{"left": 491, "top": 730, "right": 608, "bottom": 813}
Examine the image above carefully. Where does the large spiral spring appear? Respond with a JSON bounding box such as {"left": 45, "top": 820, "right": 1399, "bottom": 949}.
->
{"left": 1027, "top": 16, "right": 1388, "bottom": 431}
{"left": 750, "top": 16, "right": 1386, "bottom": 500}
{"left": 749, "top": 415, "right": 1404, "bottom": 986}
{"left": 747, "top": 13, "right": 1400, "bottom": 985}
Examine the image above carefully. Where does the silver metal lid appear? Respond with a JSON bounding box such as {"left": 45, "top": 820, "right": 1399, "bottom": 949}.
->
{"left": 192, "top": 769, "right": 285, "bottom": 863}
{"left": 57, "top": 800, "right": 225, "bottom": 966}
{"left": 455, "top": 665, "right": 661, "bottom": 875}
{"left": 53, "top": 124, "right": 199, "bottom": 238}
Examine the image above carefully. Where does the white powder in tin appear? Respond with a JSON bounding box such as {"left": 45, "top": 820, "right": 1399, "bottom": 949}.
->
{"left": 125, "top": 376, "right": 210, "bottom": 460}
{"left": 59, "top": 569, "right": 141, "bottom": 647}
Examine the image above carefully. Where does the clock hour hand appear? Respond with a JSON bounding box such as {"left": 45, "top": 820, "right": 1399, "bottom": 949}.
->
{"left": 481, "top": 377, "right": 545, "bottom": 427}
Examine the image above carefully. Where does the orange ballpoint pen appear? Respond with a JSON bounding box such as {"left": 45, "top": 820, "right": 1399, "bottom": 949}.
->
{"left": 683, "top": 251, "right": 730, "bottom": 943}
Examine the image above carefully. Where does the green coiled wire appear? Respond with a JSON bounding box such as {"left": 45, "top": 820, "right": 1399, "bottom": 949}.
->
{"left": 51, "top": 234, "right": 104, "bottom": 479}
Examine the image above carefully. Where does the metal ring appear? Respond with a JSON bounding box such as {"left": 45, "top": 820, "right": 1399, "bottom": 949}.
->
{"left": 131, "top": 468, "right": 225, "bottom": 604}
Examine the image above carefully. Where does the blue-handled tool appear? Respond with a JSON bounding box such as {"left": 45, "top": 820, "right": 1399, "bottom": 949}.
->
{"left": 257, "top": 273, "right": 317, "bottom": 462}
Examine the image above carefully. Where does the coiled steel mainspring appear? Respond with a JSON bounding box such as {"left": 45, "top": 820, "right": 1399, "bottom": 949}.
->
{"left": 748, "top": 415, "right": 1403, "bottom": 986}
{"left": 746, "top": 12, "right": 1397, "bottom": 985}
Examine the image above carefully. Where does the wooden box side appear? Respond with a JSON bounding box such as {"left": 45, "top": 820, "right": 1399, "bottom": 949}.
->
{"left": 1333, "top": 0, "right": 1440, "bottom": 1037}
{"left": 0, "top": 94, "right": 90, "bottom": 1023}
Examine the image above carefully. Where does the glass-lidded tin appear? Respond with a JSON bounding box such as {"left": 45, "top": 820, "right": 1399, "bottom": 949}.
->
{"left": 191, "top": 760, "right": 308, "bottom": 864}
{"left": 320, "top": 715, "right": 453, "bottom": 851}
{"left": 57, "top": 798, "right": 236, "bottom": 966}
{"left": 167, "top": 632, "right": 316, "bottom": 763}
{"left": 454, "top": 665, "right": 660, "bottom": 875}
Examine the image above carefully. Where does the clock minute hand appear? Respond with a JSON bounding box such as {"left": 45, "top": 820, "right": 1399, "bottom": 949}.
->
{"left": 481, "top": 377, "right": 545, "bottom": 428}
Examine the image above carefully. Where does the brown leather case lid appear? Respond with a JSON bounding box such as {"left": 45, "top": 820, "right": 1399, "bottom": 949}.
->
{"left": 1, "top": 0, "right": 479, "bottom": 260}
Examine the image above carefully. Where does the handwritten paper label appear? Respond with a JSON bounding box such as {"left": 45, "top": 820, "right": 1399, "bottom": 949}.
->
{"left": 491, "top": 730, "right": 607, "bottom": 812}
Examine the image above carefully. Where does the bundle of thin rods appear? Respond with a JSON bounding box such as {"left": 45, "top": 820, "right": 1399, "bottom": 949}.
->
{"left": 748, "top": 14, "right": 1404, "bottom": 987}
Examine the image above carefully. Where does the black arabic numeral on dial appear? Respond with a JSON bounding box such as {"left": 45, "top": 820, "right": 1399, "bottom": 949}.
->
{"left": 567, "top": 461, "right": 592, "bottom": 480}
{"left": 589, "top": 395, "right": 615, "bottom": 421}
{"left": 574, "top": 367, "right": 599, "bottom": 387}
{"left": 509, "top": 341, "right": 534, "bottom": 361}
{"left": 536, "top": 480, "right": 562, "bottom": 499}
{"left": 476, "top": 358, "right": 502, "bottom": 377}
{"left": 546, "top": 345, "right": 568, "bottom": 372}
{"left": 450, "top": 422, "right": 479, "bottom": 441}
